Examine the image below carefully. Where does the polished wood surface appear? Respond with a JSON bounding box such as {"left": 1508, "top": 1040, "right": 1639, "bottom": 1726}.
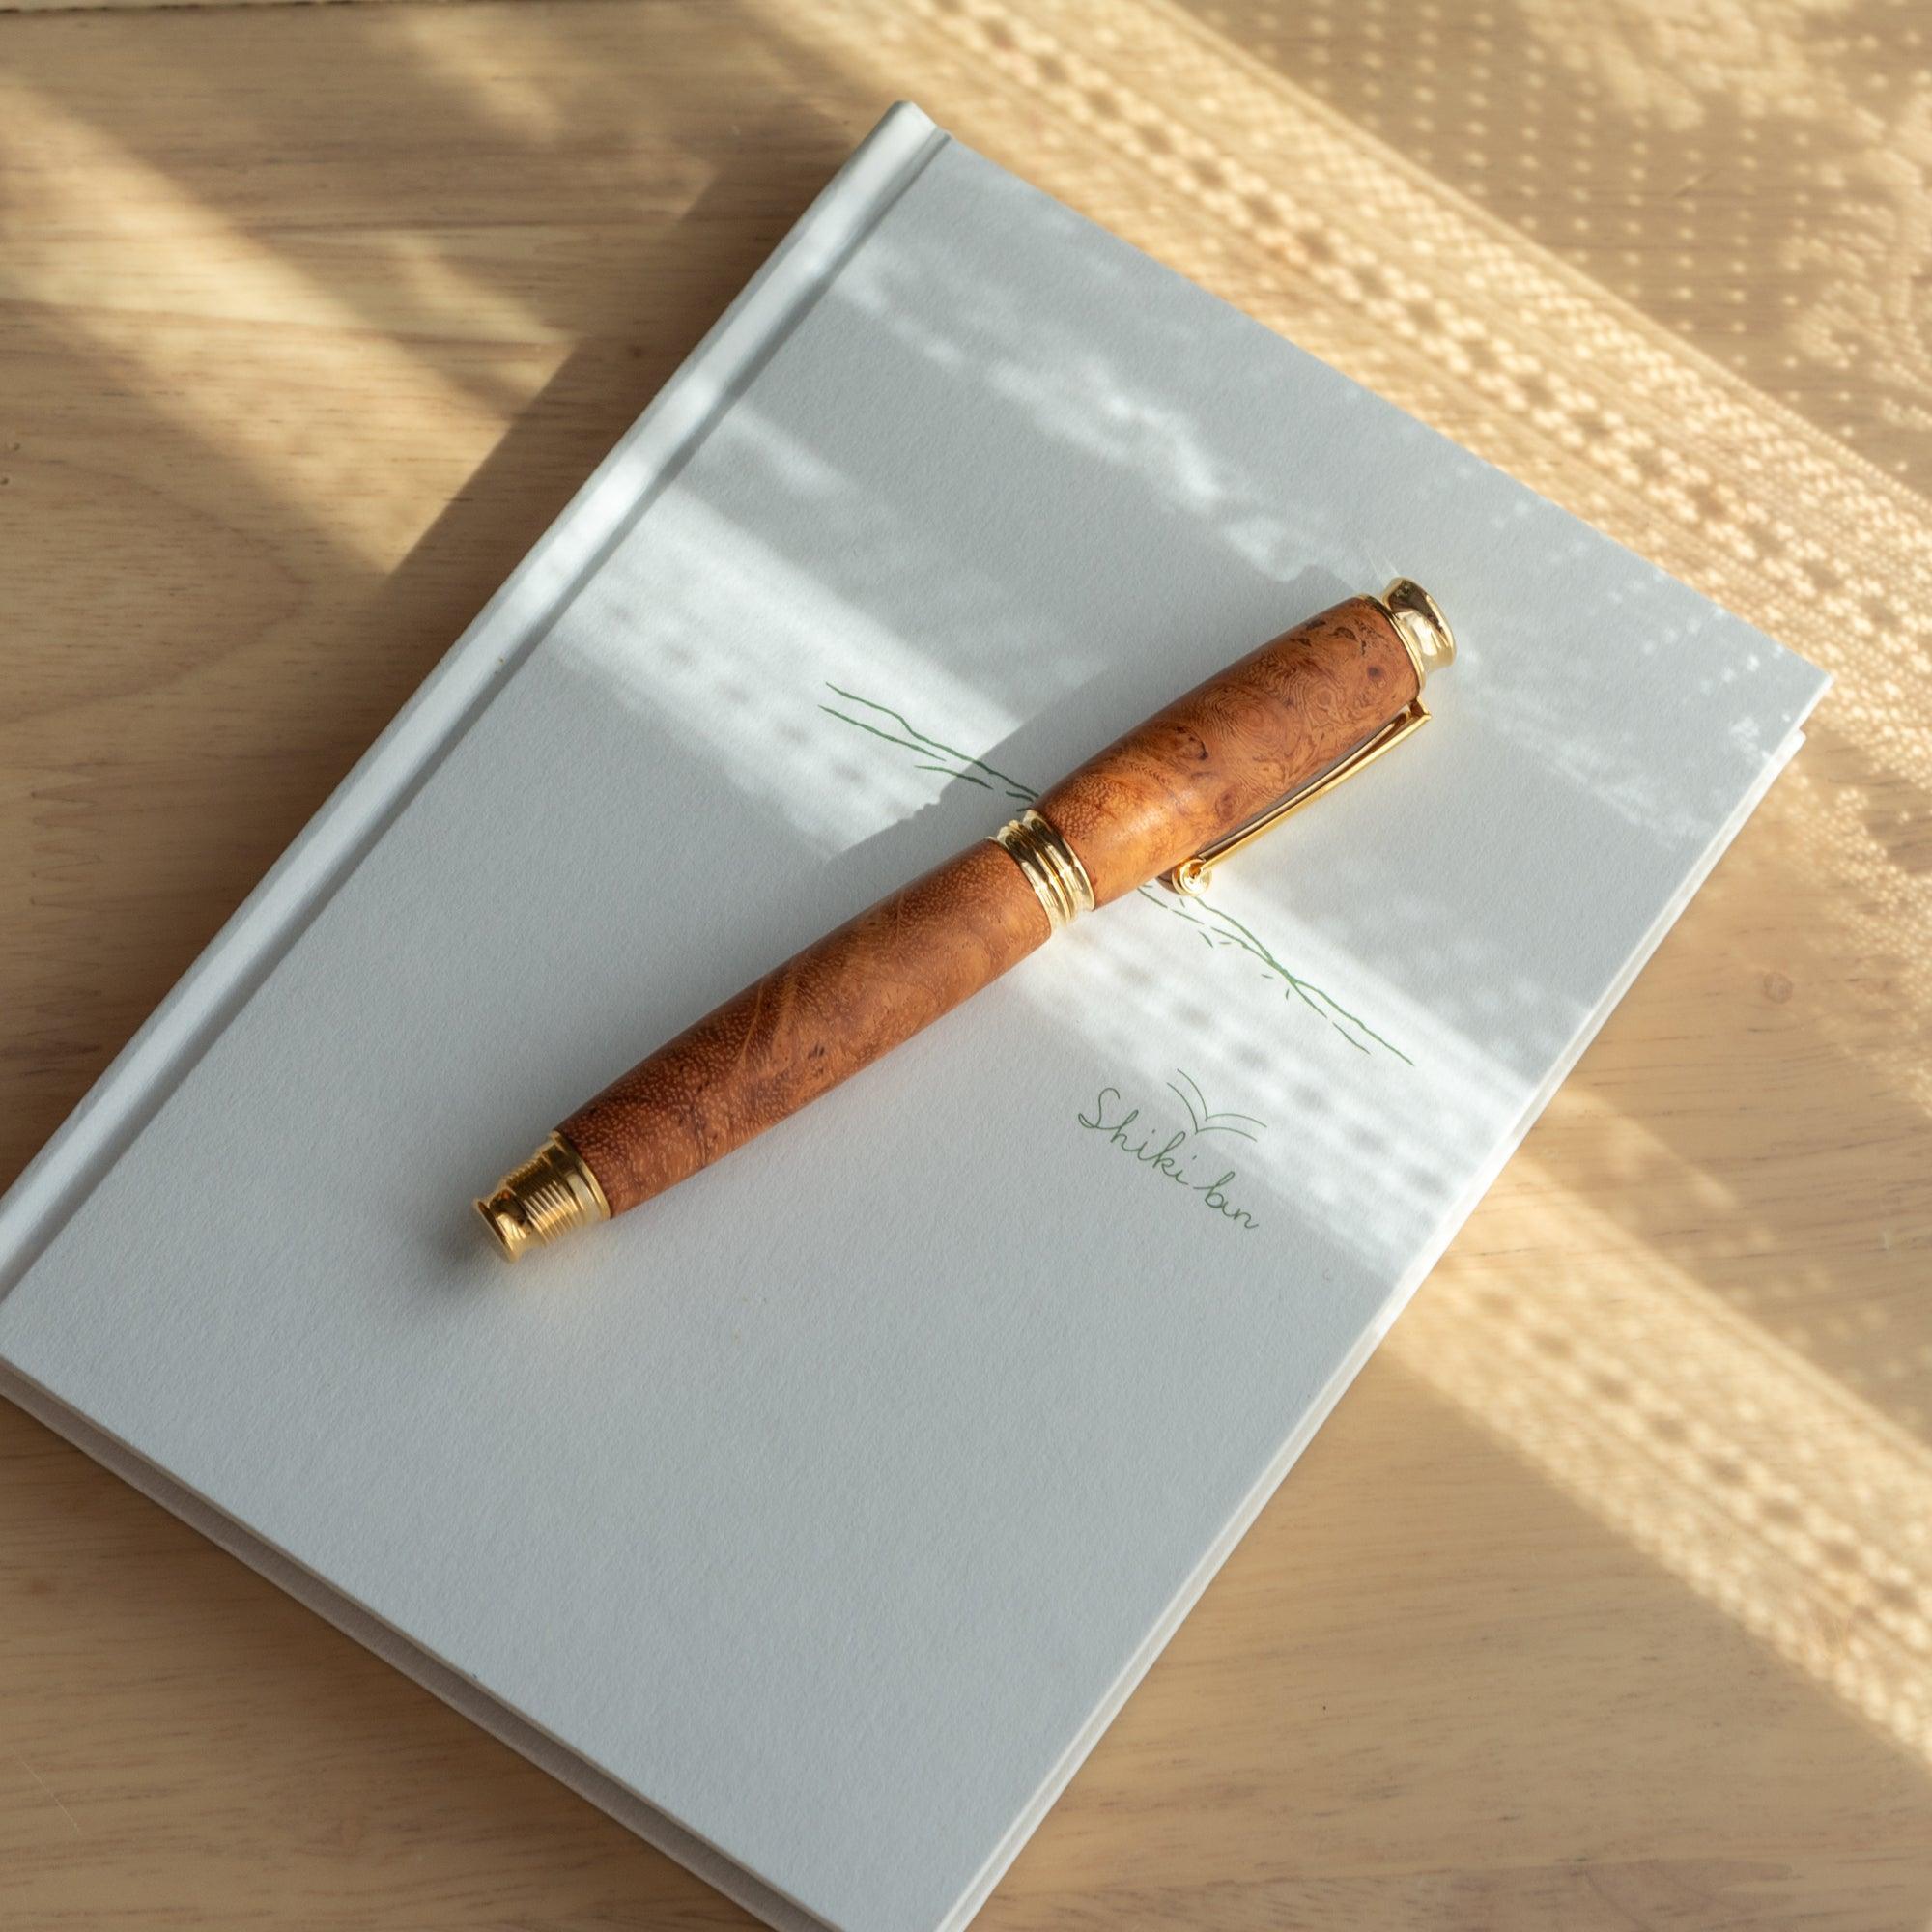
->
{"left": 1038, "top": 597, "right": 1417, "bottom": 904}
{"left": 3, "top": 2, "right": 1929, "bottom": 1927}
{"left": 566, "top": 840, "right": 1050, "bottom": 1214}
{"left": 570, "top": 596, "right": 1409, "bottom": 1214}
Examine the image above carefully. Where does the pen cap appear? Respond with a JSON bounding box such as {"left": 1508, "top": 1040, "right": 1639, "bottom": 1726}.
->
{"left": 1031, "top": 592, "right": 1432, "bottom": 907}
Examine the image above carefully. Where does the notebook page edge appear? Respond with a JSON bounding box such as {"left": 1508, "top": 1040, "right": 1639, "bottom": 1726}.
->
{"left": 932, "top": 696, "right": 1826, "bottom": 1932}
{"left": 0, "top": 1355, "right": 845, "bottom": 1932}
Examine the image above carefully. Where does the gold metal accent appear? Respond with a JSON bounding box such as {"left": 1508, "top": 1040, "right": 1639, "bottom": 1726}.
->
{"left": 1165, "top": 579, "right": 1452, "bottom": 898}
{"left": 1373, "top": 576, "right": 1456, "bottom": 688}
{"left": 475, "top": 1132, "right": 611, "bottom": 1262}
{"left": 1167, "top": 700, "right": 1430, "bottom": 896}
{"left": 990, "top": 807, "right": 1095, "bottom": 932}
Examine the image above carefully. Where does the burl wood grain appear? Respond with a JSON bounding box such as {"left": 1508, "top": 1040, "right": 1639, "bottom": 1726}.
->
{"left": 566, "top": 597, "right": 1412, "bottom": 1214}
{"left": 562, "top": 840, "right": 1050, "bottom": 1213}
{"left": 1034, "top": 596, "right": 1418, "bottom": 905}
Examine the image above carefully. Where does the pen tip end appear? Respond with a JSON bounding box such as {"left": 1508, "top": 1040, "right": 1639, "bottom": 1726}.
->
{"left": 473, "top": 1133, "right": 611, "bottom": 1263}
{"left": 473, "top": 1193, "right": 532, "bottom": 1262}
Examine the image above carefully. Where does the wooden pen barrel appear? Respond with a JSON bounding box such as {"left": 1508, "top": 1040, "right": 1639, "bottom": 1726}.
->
{"left": 1035, "top": 594, "right": 1418, "bottom": 905}
{"left": 561, "top": 841, "right": 1050, "bottom": 1214}
{"left": 560, "top": 594, "right": 1417, "bottom": 1217}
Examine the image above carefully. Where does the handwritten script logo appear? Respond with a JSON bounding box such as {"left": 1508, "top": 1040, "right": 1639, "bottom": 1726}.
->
{"left": 1076, "top": 1070, "right": 1264, "bottom": 1233}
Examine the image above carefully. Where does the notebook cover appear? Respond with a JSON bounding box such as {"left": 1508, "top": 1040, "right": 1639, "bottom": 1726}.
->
{"left": 0, "top": 103, "right": 1827, "bottom": 1932}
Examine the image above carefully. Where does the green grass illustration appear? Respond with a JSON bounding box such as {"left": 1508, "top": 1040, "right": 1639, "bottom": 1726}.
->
{"left": 1166, "top": 1068, "right": 1266, "bottom": 1140}
{"left": 821, "top": 684, "right": 1411, "bottom": 1063}
{"left": 819, "top": 686, "right": 1036, "bottom": 802}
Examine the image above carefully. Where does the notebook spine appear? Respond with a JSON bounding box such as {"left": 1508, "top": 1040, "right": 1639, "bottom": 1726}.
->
{"left": 0, "top": 104, "right": 951, "bottom": 1298}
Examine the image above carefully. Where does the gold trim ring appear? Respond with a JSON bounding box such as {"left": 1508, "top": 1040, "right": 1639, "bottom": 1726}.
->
{"left": 990, "top": 808, "right": 1094, "bottom": 933}
{"left": 475, "top": 1132, "right": 611, "bottom": 1262}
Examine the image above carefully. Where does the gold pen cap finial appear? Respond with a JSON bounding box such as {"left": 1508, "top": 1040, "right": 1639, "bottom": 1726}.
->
{"left": 1379, "top": 577, "right": 1456, "bottom": 685}
{"left": 474, "top": 1133, "right": 611, "bottom": 1263}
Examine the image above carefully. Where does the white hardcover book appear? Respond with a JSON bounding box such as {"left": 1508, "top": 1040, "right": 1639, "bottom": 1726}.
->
{"left": 0, "top": 104, "right": 1827, "bottom": 1932}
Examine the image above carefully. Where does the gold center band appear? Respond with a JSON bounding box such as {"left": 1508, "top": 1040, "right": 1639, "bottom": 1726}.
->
{"left": 990, "top": 808, "right": 1095, "bottom": 933}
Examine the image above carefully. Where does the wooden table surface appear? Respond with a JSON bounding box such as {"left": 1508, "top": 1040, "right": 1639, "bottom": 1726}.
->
{"left": 4, "top": 1, "right": 1930, "bottom": 1926}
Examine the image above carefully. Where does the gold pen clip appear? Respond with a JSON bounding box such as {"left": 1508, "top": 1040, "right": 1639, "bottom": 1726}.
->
{"left": 1164, "top": 578, "right": 1453, "bottom": 898}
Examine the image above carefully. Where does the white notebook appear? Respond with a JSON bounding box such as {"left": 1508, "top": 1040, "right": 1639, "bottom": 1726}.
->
{"left": 0, "top": 104, "right": 1826, "bottom": 1932}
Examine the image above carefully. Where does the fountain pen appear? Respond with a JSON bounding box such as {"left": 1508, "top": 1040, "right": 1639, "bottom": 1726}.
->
{"left": 475, "top": 580, "right": 1455, "bottom": 1260}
